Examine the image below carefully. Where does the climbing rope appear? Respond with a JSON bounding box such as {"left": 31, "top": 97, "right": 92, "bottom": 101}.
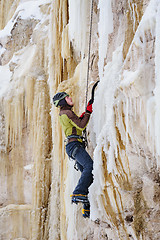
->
{"left": 83, "top": 0, "right": 94, "bottom": 148}
{"left": 85, "top": 0, "right": 94, "bottom": 109}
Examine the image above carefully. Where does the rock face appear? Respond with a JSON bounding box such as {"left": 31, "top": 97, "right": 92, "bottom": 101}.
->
{"left": 0, "top": 0, "right": 160, "bottom": 240}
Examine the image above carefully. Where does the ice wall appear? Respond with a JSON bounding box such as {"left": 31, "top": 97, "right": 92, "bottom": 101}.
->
{"left": 0, "top": 1, "right": 52, "bottom": 239}
{"left": 0, "top": 0, "right": 160, "bottom": 240}
{"left": 0, "top": 0, "right": 20, "bottom": 30}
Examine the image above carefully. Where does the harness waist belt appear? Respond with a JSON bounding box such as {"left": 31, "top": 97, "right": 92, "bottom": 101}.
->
{"left": 67, "top": 135, "right": 84, "bottom": 140}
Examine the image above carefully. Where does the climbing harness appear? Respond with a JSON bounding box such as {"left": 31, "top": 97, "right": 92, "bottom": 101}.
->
{"left": 64, "top": 134, "right": 85, "bottom": 145}
{"left": 83, "top": 0, "right": 94, "bottom": 148}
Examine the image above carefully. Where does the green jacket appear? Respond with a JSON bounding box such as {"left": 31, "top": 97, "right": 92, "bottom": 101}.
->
{"left": 59, "top": 106, "right": 90, "bottom": 142}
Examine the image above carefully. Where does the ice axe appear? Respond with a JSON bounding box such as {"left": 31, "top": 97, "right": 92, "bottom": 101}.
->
{"left": 83, "top": 80, "right": 99, "bottom": 148}
{"left": 88, "top": 80, "right": 99, "bottom": 105}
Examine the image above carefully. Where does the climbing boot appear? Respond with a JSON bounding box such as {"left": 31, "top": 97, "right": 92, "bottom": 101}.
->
{"left": 82, "top": 203, "right": 90, "bottom": 218}
{"left": 71, "top": 194, "right": 89, "bottom": 204}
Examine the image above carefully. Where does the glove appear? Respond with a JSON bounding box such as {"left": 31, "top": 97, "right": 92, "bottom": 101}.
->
{"left": 80, "top": 112, "right": 85, "bottom": 119}
{"left": 86, "top": 99, "right": 93, "bottom": 113}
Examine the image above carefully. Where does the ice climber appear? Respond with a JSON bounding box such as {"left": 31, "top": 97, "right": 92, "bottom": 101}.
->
{"left": 52, "top": 83, "right": 98, "bottom": 218}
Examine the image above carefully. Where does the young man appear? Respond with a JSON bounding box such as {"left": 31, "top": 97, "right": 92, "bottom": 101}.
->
{"left": 53, "top": 91, "right": 93, "bottom": 218}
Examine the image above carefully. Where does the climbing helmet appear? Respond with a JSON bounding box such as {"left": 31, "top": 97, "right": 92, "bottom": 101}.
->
{"left": 53, "top": 92, "right": 69, "bottom": 107}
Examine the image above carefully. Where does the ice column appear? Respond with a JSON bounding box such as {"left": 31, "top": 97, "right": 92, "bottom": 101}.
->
{"left": 98, "top": 0, "right": 113, "bottom": 79}
{"left": 154, "top": 1, "right": 160, "bottom": 167}
{"left": 68, "top": 0, "right": 89, "bottom": 56}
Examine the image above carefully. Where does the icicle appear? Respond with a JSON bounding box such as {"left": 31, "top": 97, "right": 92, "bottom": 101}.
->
{"left": 125, "top": 97, "right": 129, "bottom": 144}
{"left": 98, "top": 0, "right": 113, "bottom": 79}
{"left": 154, "top": 1, "right": 160, "bottom": 168}
{"left": 68, "top": 0, "right": 89, "bottom": 57}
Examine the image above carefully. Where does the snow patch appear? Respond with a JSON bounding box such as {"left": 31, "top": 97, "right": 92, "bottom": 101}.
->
{"left": 0, "top": 0, "right": 51, "bottom": 38}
